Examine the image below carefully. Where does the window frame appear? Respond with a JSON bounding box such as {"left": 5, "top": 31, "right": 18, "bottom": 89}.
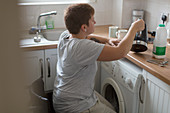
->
{"left": 18, "top": 0, "right": 96, "bottom": 5}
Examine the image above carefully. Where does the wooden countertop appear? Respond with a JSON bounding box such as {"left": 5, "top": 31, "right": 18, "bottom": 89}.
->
{"left": 93, "top": 25, "right": 170, "bottom": 85}
{"left": 21, "top": 43, "right": 58, "bottom": 51}
{"left": 127, "top": 45, "right": 170, "bottom": 85}
{"left": 21, "top": 25, "right": 170, "bottom": 85}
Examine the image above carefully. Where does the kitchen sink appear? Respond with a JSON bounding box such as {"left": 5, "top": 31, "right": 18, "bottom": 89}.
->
{"left": 20, "top": 37, "right": 51, "bottom": 46}
{"left": 42, "top": 28, "right": 65, "bottom": 41}
{"left": 20, "top": 29, "right": 65, "bottom": 46}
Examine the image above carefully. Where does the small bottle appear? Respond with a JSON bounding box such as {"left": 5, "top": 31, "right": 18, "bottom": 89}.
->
{"left": 152, "top": 24, "right": 167, "bottom": 59}
{"left": 45, "top": 16, "right": 54, "bottom": 29}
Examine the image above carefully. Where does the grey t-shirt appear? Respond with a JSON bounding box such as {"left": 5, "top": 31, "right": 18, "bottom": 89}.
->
{"left": 53, "top": 30, "right": 105, "bottom": 113}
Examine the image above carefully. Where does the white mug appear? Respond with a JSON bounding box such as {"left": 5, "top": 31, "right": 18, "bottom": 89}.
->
{"left": 109, "top": 26, "right": 118, "bottom": 38}
{"left": 167, "top": 29, "right": 170, "bottom": 39}
{"left": 116, "top": 30, "right": 128, "bottom": 40}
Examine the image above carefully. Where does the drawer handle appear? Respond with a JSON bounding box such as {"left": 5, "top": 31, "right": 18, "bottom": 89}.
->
{"left": 39, "top": 59, "right": 43, "bottom": 78}
{"left": 47, "top": 58, "right": 51, "bottom": 77}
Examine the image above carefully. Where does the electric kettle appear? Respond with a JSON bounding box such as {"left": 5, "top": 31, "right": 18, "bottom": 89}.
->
{"left": 131, "top": 24, "right": 148, "bottom": 52}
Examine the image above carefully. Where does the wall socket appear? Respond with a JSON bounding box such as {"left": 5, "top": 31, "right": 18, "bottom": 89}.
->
{"left": 160, "top": 13, "right": 169, "bottom": 24}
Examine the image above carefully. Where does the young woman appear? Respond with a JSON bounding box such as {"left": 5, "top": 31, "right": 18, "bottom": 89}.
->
{"left": 53, "top": 3, "right": 144, "bottom": 113}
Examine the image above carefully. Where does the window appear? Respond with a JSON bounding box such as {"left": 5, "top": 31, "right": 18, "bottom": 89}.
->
{"left": 18, "top": 0, "right": 96, "bottom": 5}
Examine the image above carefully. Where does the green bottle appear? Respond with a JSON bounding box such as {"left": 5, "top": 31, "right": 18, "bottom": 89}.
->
{"left": 45, "top": 16, "right": 54, "bottom": 29}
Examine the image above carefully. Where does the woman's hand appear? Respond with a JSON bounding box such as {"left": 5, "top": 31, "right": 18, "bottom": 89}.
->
{"left": 107, "top": 38, "right": 120, "bottom": 46}
{"left": 131, "top": 19, "right": 145, "bottom": 32}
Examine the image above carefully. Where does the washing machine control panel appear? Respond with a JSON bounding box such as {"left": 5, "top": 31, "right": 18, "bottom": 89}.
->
{"left": 118, "top": 68, "right": 136, "bottom": 92}
{"left": 111, "top": 61, "right": 118, "bottom": 75}
{"left": 124, "top": 77, "right": 133, "bottom": 89}
{"left": 111, "top": 59, "right": 142, "bottom": 92}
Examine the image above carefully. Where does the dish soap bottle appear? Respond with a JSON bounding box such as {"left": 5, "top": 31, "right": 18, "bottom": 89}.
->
{"left": 45, "top": 16, "right": 54, "bottom": 29}
{"left": 152, "top": 24, "right": 167, "bottom": 59}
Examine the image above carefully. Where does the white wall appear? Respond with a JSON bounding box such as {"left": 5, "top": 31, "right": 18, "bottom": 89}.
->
{"left": 19, "top": 0, "right": 114, "bottom": 31}
{"left": 111, "top": 0, "right": 144, "bottom": 28}
{"left": 122, "top": 0, "right": 143, "bottom": 28}
{"left": 112, "top": 0, "right": 123, "bottom": 27}
{"left": 18, "top": 0, "right": 145, "bottom": 32}
{"left": 19, "top": 0, "right": 170, "bottom": 34}
{"left": 143, "top": 0, "right": 170, "bottom": 31}
{"left": 112, "top": 0, "right": 170, "bottom": 31}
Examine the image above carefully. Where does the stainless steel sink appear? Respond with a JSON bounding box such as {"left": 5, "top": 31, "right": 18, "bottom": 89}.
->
{"left": 20, "top": 29, "right": 65, "bottom": 46}
{"left": 20, "top": 37, "right": 50, "bottom": 46}
{"left": 20, "top": 37, "right": 59, "bottom": 47}
{"left": 42, "top": 29, "right": 65, "bottom": 41}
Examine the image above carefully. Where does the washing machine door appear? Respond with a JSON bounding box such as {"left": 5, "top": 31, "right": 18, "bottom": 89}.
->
{"left": 101, "top": 77, "right": 125, "bottom": 113}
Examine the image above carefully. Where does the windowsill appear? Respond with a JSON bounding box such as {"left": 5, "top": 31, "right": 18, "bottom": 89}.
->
{"left": 18, "top": 1, "right": 96, "bottom": 6}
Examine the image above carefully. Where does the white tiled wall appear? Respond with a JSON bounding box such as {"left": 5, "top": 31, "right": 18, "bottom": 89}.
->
{"left": 19, "top": 0, "right": 114, "bottom": 31}
{"left": 143, "top": 0, "right": 170, "bottom": 31}
{"left": 112, "top": 0, "right": 170, "bottom": 31}
{"left": 19, "top": 0, "right": 170, "bottom": 33}
{"left": 113, "top": 0, "right": 170, "bottom": 31}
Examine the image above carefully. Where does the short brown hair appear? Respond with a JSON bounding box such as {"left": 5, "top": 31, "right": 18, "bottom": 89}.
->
{"left": 64, "top": 3, "right": 95, "bottom": 34}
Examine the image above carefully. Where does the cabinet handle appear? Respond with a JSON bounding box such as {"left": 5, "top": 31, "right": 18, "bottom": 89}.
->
{"left": 139, "top": 76, "right": 145, "bottom": 104}
{"left": 39, "top": 59, "right": 43, "bottom": 78}
{"left": 47, "top": 58, "right": 51, "bottom": 77}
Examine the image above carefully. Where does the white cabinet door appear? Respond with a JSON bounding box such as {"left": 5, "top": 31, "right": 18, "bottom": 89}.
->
{"left": 44, "top": 48, "right": 58, "bottom": 92}
{"left": 22, "top": 50, "right": 44, "bottom": 85}
{"left": 143, "top": 71, "right": 170, "bottom": 113}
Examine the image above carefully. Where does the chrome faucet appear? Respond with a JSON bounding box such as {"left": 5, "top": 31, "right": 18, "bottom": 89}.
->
{"left": 34, "top": 11, "right": 57, "bottom": 42}
{"left": 37, "top": 11, "right": 57, "bottom": 33}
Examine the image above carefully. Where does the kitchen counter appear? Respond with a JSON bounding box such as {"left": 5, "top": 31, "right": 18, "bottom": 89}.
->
{"left": 127, "top": 45, "right": 170, "bottom": 84}
{"left": 20, "top": 38, "right": 58, "bottom": 51}
{"left": 93, "top": 25, "right": 170, "bottom": 85}
{"left": 21, "top": 25, "right": 170, "bottom": 85}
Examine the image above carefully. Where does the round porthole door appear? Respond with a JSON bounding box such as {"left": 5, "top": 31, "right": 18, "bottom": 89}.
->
{"left": 101, "top": 77, "right": 125, "bottom": 113}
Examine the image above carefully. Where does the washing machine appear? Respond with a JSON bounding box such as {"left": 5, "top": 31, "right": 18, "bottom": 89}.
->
{"left": 94, "top": 61, "right": 101, "bottom": 93}
{"left": 101, "top": 58, "right": 145, "bottom": 113}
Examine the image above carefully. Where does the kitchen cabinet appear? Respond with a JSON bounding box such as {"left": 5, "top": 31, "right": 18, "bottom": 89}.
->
{"left": 44, "top": 49, "right": 58, "bottom": 92}
{"left": 23, "top": 48, "right": 57, "bottom": 92}
{"left": 142, "top": 70, "right": 170, "bottom": 113}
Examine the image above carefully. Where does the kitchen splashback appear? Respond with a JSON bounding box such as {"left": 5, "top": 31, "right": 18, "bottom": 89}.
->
{"left": 19, "top": 0, "right": 114, "bottom": 31}
{"left": 19, "top": 0, "right": 170, "bottom": 33}
{"left": 143, "top": 0, "right": 170, "bottom": 31}
{"left": 113, "top": 0, "right": 170, "bottom": 31}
